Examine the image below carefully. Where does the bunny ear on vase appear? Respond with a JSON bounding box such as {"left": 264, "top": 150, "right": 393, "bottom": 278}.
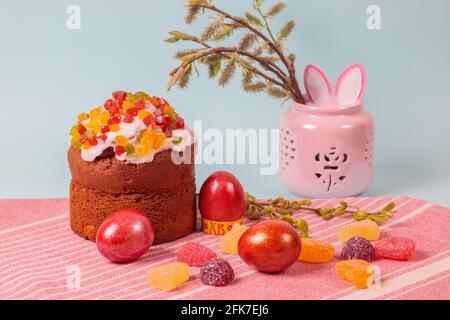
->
{"left": 304, "top": 65, "right": 333, "bottom": 106}
{"left": 335, "top": 64, "right": 367, "bottom": 106}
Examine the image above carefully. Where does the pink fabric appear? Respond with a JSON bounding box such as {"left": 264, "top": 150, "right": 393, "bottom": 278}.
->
{"left": 0, "top": 196, "right": 449, "bottom": 300}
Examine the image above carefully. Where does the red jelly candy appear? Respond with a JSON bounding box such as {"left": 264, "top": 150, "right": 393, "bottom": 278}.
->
{"left": 176, "top": 241, "right": 217, "bottom": 267}
{"left": 373, "top": 236, "right": 416, "bottom": 261}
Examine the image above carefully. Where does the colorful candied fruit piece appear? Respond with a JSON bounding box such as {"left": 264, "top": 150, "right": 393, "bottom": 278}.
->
{"left": 152, "top": 133, "right": 167, "bottom": 150}
{"left": 299, "top": 238, "right": 335, "bottom": 264}
{"left": 101, "top": 125, "right": 110, "bottom": 134}
{"left": 112, "top": 91, "right": 128, "bottom": 103}
{"left": 77, "top": 124, "right": 87, "bottom": 135}
{"left": 373, "top": 236, "right": 416, "bottom": 261}
{"left": 220, "top": 224, "right": 249, "bottom": 255}
{"left": 115, "top": 146, "right": 126, "bottom": 156}
{"left": 150, "top": 96, "right": 161, "bottom": 107}
{"left": 138, "top": 110, "right": 151, "bottom": 120}
{"left": 200, "top": 258, "right": 235, "bottom": 287}
{"left": 176, "top": 117, "right": 185, "bottom": 129}
{"left": 122, "top": 101, "right": 134, "bottom": 110}
{"left": 126, "top": 144, "right": 136, "bottom": 156}
{"left": 336, "top": 259, "right": 374, "bottom": 289}
{"left": 109, "top": 124, "right": 120, "bottom": 132}
{"left": 341, "top": 237, "right": 376, "bottom": 262}
{"left": 337, "top": 220, "right": 380, "bottom": 243}
{"left": 77, "top": 112, "right": 89, "bottom": 122}
{"left": 177, "top": 241, "right": 217, "bottom": 267}
{"left": 115, "top": 135, "right": 128, "bottom": 146}
{"left": 86, "top": 121, "right": 101, "bottom": 133}
{"left": 88, "top": 136, "right": 98, "bottom": 147}
{"left": 147, "top": 262, "right": 190, "bottom": 292}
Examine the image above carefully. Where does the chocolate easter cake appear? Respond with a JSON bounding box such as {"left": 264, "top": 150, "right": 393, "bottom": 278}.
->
{"left": 68, "top": 91, "right": 196, "bottom": 244}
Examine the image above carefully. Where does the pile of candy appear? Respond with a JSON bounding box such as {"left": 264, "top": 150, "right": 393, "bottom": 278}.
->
{"left": 70, "top": 91, "right": 186, "bottom": 160}
{"left": 146, "top": 217, "right": 417, "bottom": 292}
{"left": 148, "top": 242, "right": 235, "bottom": 291}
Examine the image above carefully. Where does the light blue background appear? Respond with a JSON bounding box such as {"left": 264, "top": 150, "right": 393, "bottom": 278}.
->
{"left": 1, "top": 0, "right": 449, "bottom": 205}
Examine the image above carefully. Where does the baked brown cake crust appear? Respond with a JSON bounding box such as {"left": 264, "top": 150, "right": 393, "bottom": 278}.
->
{"left": 68, "top": 146, "right": 196, "bottom": 244}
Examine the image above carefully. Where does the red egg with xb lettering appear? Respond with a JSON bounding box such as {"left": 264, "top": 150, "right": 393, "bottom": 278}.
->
{"left": 199, "top": 171, "right": 246, "bottom": 236}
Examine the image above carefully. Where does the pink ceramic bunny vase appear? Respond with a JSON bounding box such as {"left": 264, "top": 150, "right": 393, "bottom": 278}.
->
{"left": 280, "top": 64, "right": 374, "bottom": 198}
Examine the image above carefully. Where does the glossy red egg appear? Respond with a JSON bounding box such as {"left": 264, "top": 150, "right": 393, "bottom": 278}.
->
{"left": 199, "top": 171, "right": 246, "bottom": 222}
{"left": 96, "top": 209, "right": 154, "bottom": 263}
{"left": 238, "top": 221, "right": 301, "bottom": 273}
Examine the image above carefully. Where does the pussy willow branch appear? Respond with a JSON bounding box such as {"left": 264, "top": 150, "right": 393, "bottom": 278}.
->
{"left": 192, "top": 38, "right": 289, "bottom": 88}
{"left": 170, "top": 47, "right": 289, "bottom": 91}
{"left": 195, "top": 3, "right": 305, "bottom": 104}
{"left": 256, "top": 7, "right": 277, "bottom": 45}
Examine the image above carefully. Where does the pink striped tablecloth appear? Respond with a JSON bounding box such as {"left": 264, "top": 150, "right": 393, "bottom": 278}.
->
{"left": 0, "top": 196, "right": 449, "bottom": 300}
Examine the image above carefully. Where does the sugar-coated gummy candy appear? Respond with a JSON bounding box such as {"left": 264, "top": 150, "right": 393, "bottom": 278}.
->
{"left": 147, "top": 262, "right": 190, "bottom": 291}
{"left": 336, "top": 259, "right": 374, "bottom": 289}
{"left": 177, "top": 241, "right": 217, "bottom": 267}
{"left": 341, "top": 237, "right": 376, "bottom": 262}
{"left": 299, "top": 238, "right": 335, "bottom": 264}
{"left": 200, "top": 258, "right": 235, "bottom": 287}
{"left": 220, "top": 224, "right": 249, "bottom": 255}
{"left": 337, "top": 220, "right": 380, "bottom": 243}
{"left": 373, "top": 236, "right": 416, "bottom": 261}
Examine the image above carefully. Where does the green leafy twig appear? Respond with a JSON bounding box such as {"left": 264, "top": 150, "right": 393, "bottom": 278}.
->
{"left": 245, "top": 193, "right": 396, "bottom": 238}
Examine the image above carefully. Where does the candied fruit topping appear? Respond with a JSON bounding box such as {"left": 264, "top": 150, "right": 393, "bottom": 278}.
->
{"left": 373, "top": 236, "right": 416, "bottom": 261}
{"left": 337, "top": 220, "right": 380, "bottom": 243}
{"left": 177, "top": 241, "right": 217, "bottom": 267}
{"left": 70, "top": 91, "right": 192, "bottom": 163}
{"left": 147, "top": 262, "right": 190, "bottom": 292}
{"left": 220, "top": 224, "right": 249, "bottom": 255}
{"left": 299, "top": 238, "right": 335, "bottom": 264}
{"left": 200, "top": 258, "right": 235, "bottom": 287}
{"left": 336, "top": 259, "right": 374, "bottom": 289}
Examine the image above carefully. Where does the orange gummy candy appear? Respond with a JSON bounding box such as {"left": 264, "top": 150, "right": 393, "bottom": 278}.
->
{"left": 336, "top": 259, "right": 374, "bottom": 289}
{"left": 336, "top": 220, "right": 380, "bottom": 243}
{"left": 220, "top": 224, "right": 249, "bottom": 255}
{"left": 147, "top": 262, "right": 190, "bottom": 291}
{"left": 299, "top": 238, "right": 335, "bottom": 264}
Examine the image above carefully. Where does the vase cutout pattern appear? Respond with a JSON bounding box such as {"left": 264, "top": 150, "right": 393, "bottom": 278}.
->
{"left": 314, "top": 147, "right": 350, "bottom": 193}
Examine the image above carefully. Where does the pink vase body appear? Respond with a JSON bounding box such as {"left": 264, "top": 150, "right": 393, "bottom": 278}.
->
{"left": 280, "top": 101, "right": 374, "bottom": 198}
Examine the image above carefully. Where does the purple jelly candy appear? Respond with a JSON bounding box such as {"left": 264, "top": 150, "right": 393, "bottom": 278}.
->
{"left": 341, "top": 237, "right": 376, "bottom": 262}
{"left": 200, "top": 258, "right": 235, "bottom": 287}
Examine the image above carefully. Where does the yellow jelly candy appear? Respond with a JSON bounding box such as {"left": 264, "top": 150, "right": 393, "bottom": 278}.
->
{"left": 299, "top": 239, "right": 335, "bottom": 264}
{"left": 336, "top": 260, "right": 374, "bottom": 289}
{"left": 220, "top": 224, "right": 249, "bottom": 255}
{"left": 147, "top": 262, "right": 190, "bottom": 291}
{"left": 336, "top": 220, "right": 380, "bottom": 243}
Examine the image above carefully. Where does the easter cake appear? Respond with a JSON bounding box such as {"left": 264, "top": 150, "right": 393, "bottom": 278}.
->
{"left": 68, "top": 91, "right": 196, "bottom": 244}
